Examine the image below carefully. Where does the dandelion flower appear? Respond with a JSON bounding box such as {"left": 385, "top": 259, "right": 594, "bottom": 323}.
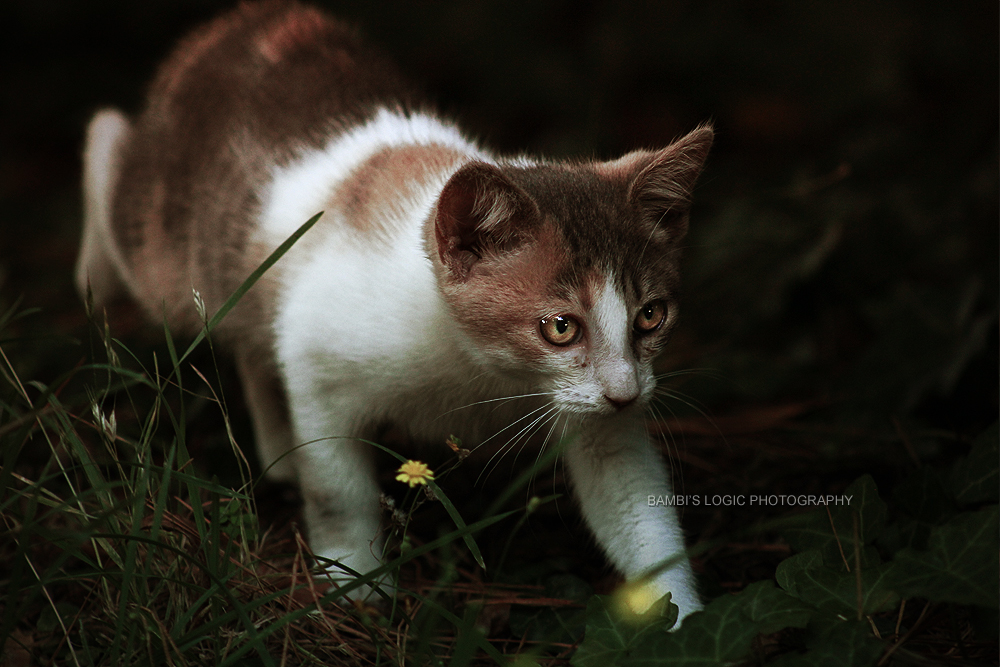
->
{"left": 396, "top": 460, "right": 435, "bottom": 487}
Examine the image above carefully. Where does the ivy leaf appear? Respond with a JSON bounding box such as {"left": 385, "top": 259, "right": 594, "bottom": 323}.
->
{"left": 783, "top": 475, "right": 886, "bottom": 571}
{"left": 733, "top": 580, "right": 815, "bottom": 635}
{"left": 640, "top": 593, "right": 759, "bottom": 664}
{"left": 877, "top": 514, "right": 933, "bottom": 553}
{"left": 777, "top": 550, "right": 898, "bottom": 616}
{"left": 776, "top": 551, "right": 824, "bottom": 598}
{"left": 571, "top": 594, "right": 675, "bottom": 667}
{"left": 573, "top": 582, "right": 813, "bottom": 666}
{"left": 949, "top": 421, "right": 999, "bottom": 505}
{"left": 767, "top": 616, "right": 883, "bottom": 667}
{"left": 779, "top": 559, "right": 899, "bottom": 616}
{"left": 509, "top": 573, "right": 592, "bottom": 644}
{"left": 891, "top": 466, "right": 957, "bottom": 524}
{"left": 889, "top": 505, "right": 999, "bottom": 608}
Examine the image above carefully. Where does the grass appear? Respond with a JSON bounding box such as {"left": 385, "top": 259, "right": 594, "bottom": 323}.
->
{"left": 0, "top": 289, "right": 560, "bottom": 666}
{"left": 2, "top": 234, "right": 996, "bottom": 665}
{"left": 5, "top": 327, "right": 996, "bottom": 665}
{"left": 0, "top": 215, "right": 573, "bottom": 665}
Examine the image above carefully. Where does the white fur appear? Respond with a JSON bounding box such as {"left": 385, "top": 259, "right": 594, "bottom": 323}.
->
{"left": 251, "top": 109, "right": 701, "bottom": 621}
{"left": 274, "top": 227, "right": 543, "bottom": 589}
{"left": 564, "top": 416, "right": 700, "bottom": 614}
{"left": 258, "top": 109, "right": 488, "bottom": 247}
{"left": 550, "top": 277, "right": 647, "bottom": 414}
{"left": 541, "top": 281, "right": 700, "bottom": 615}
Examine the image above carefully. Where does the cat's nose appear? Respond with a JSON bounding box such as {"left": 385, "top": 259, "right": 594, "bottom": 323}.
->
{"left": 604, "top": 393, "right": 637, "bottom": 411}
{"left": 598, "top": 359, "right": 640, "bottom": 410}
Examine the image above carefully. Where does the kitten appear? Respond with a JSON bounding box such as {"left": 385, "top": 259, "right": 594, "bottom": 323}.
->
{"left": 76, "top": 0, "right": 712, "bottom": 621}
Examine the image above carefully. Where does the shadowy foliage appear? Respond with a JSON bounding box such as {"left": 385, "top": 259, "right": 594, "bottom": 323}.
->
{"left": 1, "top": 0, "right": 996, "bottom": 664}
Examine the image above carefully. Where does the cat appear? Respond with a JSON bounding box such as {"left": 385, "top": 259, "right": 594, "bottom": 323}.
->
{"left": 76, "top": 0, "right": 713, "bottom": 622}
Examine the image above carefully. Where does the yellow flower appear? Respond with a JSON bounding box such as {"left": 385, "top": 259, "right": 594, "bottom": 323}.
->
{"left": 395, "top": 460, "right": 435, "bottom": 487}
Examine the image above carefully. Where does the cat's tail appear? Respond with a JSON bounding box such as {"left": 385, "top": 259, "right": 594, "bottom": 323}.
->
{"left": 76, "top": 108, "right": 132, "bottom": 308}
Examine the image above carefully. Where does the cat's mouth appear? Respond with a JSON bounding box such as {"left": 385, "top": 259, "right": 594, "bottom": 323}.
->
{"left": 553, "top": 392, "right": 649, "bottom": 419}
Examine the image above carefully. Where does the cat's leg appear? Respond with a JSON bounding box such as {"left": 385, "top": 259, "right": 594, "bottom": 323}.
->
{"left": 564, "top": 416, "right": 702, "bottom": 624}
{"left": 287, "top": 401, "right": 386, "bottom": 600}
{"left": 235, "top": 351, "right": 297, "bottom": 482}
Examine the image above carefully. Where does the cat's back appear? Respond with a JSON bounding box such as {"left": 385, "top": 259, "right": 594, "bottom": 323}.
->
{"left": 106, "top": 0, "right": 419, "bottom": 329}
{"left": 141, "top": 0, "right": 417, "bottom": 157}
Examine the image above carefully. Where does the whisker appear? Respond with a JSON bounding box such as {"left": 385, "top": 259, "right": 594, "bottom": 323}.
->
{"left": 653, "top": 386, "right": 716, "bottom": 425}
{"left": 651, "top": 370, "right": 716, "bottom": 415}
{"left": 653, "top": 367, "right": 725, "bottom": 383}
{"left": 551, "top": 416, "right": 572, "bottom": 529}
{"left": 469, "top": 402, "right": 555, "bottom": 454}
{"left": 529, "top": 411, "right": 564, "bottom": 505}
{"left": 435, "top": 391, "right": 551, "bottom": 420}
{"left": 646, "top": 399, "right": 683, "bottom": 494}
{"left": 507, "top": 408, "right": 558, "bottom": 470}
{"left": 479, "top": 406, "right": 558, "bottom": 484}
{"left": 477, "top": 405, "right": 559, "bottom": 485}
{"left": 637, "top": 205, "right": 664, "bottom": 266}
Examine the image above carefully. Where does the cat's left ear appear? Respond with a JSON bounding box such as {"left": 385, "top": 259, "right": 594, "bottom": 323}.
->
{"left": 624, "top": 124, "right": 714, "bottom": 239}
{"left": 434, "top": 161, "right": 540, "bottom": 281}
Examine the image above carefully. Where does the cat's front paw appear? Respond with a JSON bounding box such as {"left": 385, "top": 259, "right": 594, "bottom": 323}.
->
{"left": 619, "top": 577, "right": 703, "bottom": 629}
{"left": 313, "top": 551, "right": 392, "bottom": 605}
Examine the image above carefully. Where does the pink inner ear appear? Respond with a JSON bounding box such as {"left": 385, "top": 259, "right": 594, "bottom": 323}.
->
{"left": 436, "top": 170, "right": 479, "bottom": 249}
{"left": 434, "top": 162, "right": 539, "bottom": 280}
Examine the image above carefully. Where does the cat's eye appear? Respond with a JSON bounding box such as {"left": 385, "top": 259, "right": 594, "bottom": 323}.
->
{"left": 634, "top": 301, "right": 666, "bottom": 333}
{"left": 540, "top": 315, "right": 581, "bottom": 346}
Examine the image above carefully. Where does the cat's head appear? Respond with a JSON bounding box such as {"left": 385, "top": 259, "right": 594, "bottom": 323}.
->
{"left": 432, "top": 125, "right": 713, "bottom": 419}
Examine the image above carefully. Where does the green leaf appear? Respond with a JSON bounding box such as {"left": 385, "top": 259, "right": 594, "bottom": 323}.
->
{"left": 949, "top": 421, "right": 999, "bottom": 505}
{"left": 448, "top": 603, "right": 487, "bottom": 667}
{"left": 732, "top": 580, "right": 814, "bottom": 635}
{"left": 889, "top": 504, "right": 999, "bottom": 608}
{"left": 179, "top": 211, "right": 322, "bottom": 364}
{"left": 646, "top": 593, "right": 759, "bottom": 664}
{"left": 776, "top": 551, "right": 824, "bottom": 598}
{"left": 778, "top": 558, "right": 899, "bottom": 616}
{"left": 876, "top": 514, "right": 933, "bottom": 553}
{"left": 509, "top": 573, "right": 593, "bottom": 644}
{"left": 783, "top": 475, "right": 886, "bottom": 571}
{"left": 571, "top": 594, "right": 676, "bottom": 667}
{"left": 573, "top": 582, "right": 813, "bottom": 666}
{"left": 768, "top": 616, "right": 883, "bottom": 667}
{"left": 427, "top": 478, "right": 487, "bottom": 570}
{"left": 891, "top": 466, "right": 957, "bottom": 524}
{"left": 354, "top": 437, "right": 489, "bottom": 571}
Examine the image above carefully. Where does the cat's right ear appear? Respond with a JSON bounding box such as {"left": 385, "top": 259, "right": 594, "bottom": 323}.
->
{"left": 434, "top": 162, "right": 540, "bottom": 281}
{"left": 625, "top": 124, "right": 714, "bottom": 241}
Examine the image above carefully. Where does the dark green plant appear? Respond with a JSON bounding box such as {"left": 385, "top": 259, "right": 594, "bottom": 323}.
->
{"left": 572, "top": 427, "right": 998, "bottom": 666}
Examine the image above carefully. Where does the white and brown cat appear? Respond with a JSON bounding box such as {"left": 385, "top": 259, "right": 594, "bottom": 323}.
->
{"left": 76, "top": 0, "right": 713, "bottom": 622}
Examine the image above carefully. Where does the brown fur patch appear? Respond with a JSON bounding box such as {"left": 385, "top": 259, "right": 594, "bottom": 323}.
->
{"left": 102, "top": 0, "right": 419, "bottom": 348}
{"left": 255, "top": 5, "right": 336, "bottom": 64}
{"left": 437, "top": 222, "right": 578, "bottom": 366}
{"left": 157, "top": 12, "right": 236, "bottom": 105}
{"left": 333, "top": 143, "right": 466, "bottom": 242}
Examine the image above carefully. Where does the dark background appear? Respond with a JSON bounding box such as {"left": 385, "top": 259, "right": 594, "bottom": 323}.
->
{"left": 1, "top": 0, "right": 996, "bottom": 583}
